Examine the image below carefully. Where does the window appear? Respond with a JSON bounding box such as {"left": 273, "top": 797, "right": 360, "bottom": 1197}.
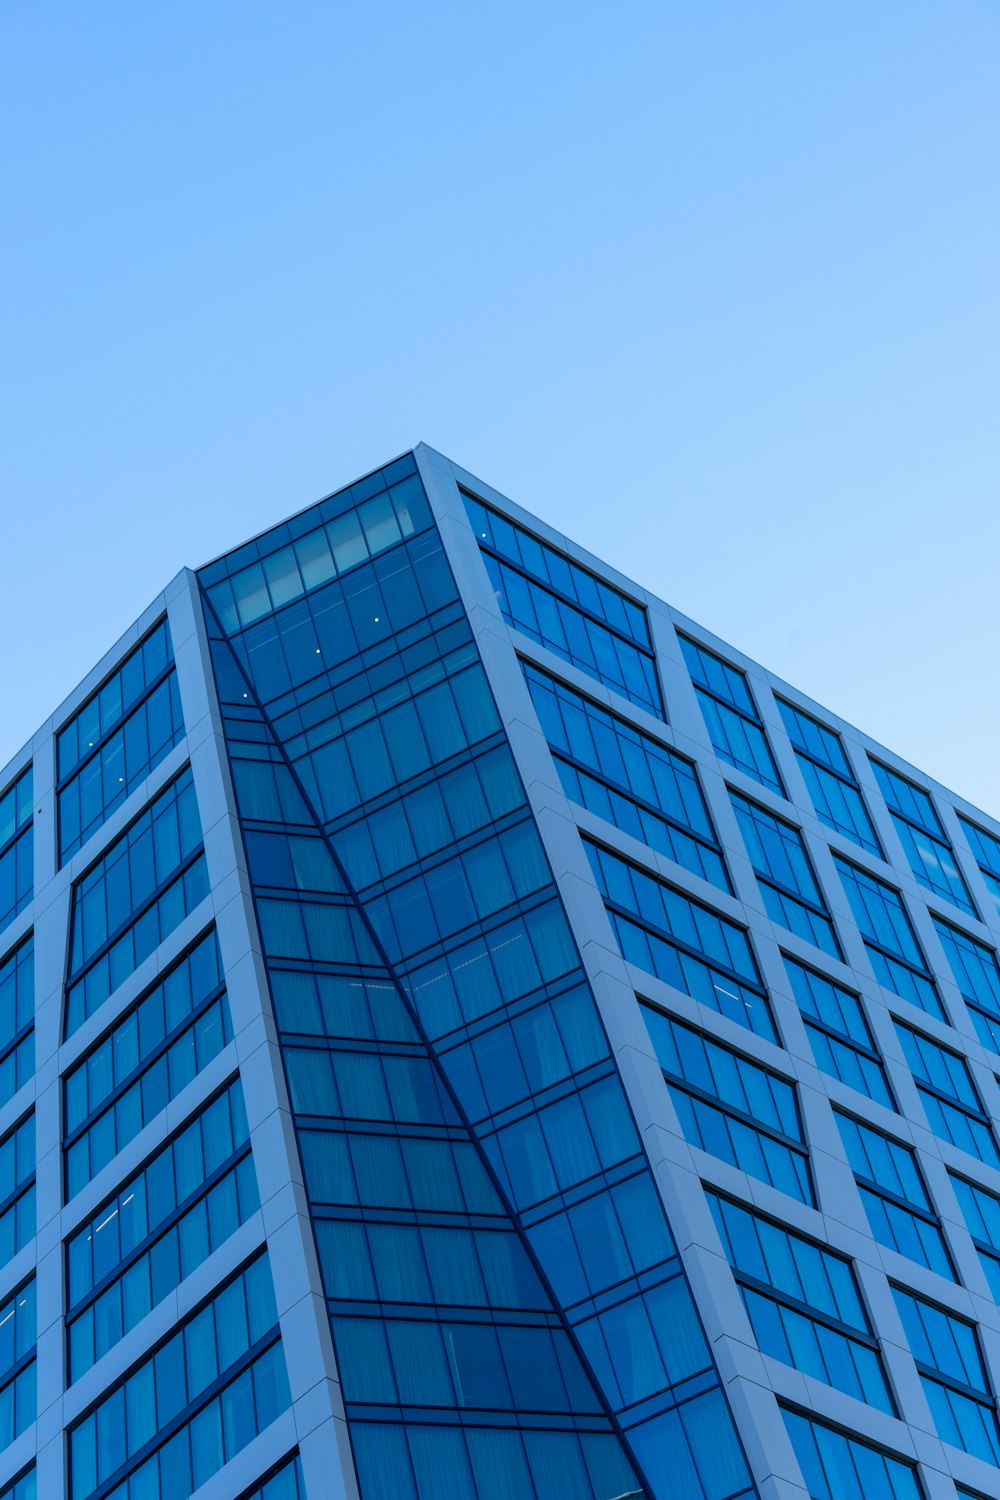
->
{"left": 0, "top": 937, "right": 33, "bottom": 1111}
{"left": 950, "top": 1173, "right": 1000, "bottom": 1302}
{"left": 783, "top": 1408, "right": 923, "bottom": 1500}
{"left": 236, "top": 1459, "right": 305, "bottom": 1500}
{"left": 0, "top": 1470, "right": 34, "bottom": 1500}
{"left": 522, "top": 662, "right": 729, "bottom": 891}
{"left": 784, "top": 957, "right": 894, "bottom": 1108}
{"left": 679, "top": 637, "right": 781, "bottom": 793}
{"left": 776, "top": 701, "right": 880, "bottom": 855}
{"left": 66, "top": 1080, "right": 257, "bottom": 1377}
{"left": 351, "top": 1421, "right": 647, "bottom": 1500}
{"left": 932, "top": 916, "right": 1000, "bottom": 1054}
{"left": 957, "top": 815, "right": 1000, "bottom": 922}
{"left": 837, "top": 1112, "right": 954, "bottom": 1278}
{"left": 708, "top": 1193, "right": 893, "bottom": 1411}
{"left": 64, "top": 768, "right": 208, "bottom": 1035}
{"left": 896, "top": 1022, "right": 999, "bottom": 1167}
{"left": 643, "top": 1009, "right": 813, "bottom": 1204}
{"left": 872, "top": 761, "right": 975, "bottom": 915}
{"left": 465, "top": 493, "right": 663, "bottom": 718}
{"left": 587, "top": 841, "right": 776, "bottom": 1041}
{"left": 57, "top": 620, "right": 185, "bottom": 861}
{"left": 0, "top": 767, "right": 31, "bottom": 939}
{"left": 204, "top": 458, "right": 432, "bottom": 636}
{"left": 833, "top": 857, "right": 943, "bottom": 1018}
{"left": 0, "top": 1278, "right": 34, "bottom": 1451}
{"left": 63, "top": 929, "right": 230, "bottom": 1197}
{"left": 0, "top": 1115, "right": 34, "bottom": 1270}
{"left": 730, "top": 793, "right": 841, "bottom": 958}
{"left": 893, "top": 1285, "right": 1000, "bottom": 1464}
{"left": 69, "top": 1255, "right": 288, "bottom": 1500}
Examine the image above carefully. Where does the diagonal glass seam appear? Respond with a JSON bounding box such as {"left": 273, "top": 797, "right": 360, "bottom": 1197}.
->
{"left": 198, "top": 586, "right": 661, "bottom": 1500}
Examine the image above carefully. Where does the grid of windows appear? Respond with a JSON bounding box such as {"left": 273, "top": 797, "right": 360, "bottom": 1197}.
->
{"left": 203, "top": 460, "right": 431, "bottom": 635}
{"left": 679, "top": 638, "right": 781, "bottom": 793}
{"left": 784, "top": 957, "right": 894, "bottom": 1107}
{"left": 65, "top": 768, "right": 207, "bottom": 1034}
{"left": 644, "top": 1010, "right": 812, "bottom": 1204}
{"left": 833, "top": 857, "right": 942, "bottom": 1018}
{"left": 0, "top": 937, "right": 33, "bottom": 1112}
{"left": 69, "top": 1255, "right": 288, "bottom": 1500}
{"left": 465, "top": 493, "right": 663, "bottom": 718}
{"left": 730, "top": 794, "right": 841, "bottom": 958}
{"left": 872, "top": 761, "right": 976, "bottom": 915}
{"left": 66, "top": 1080, "right": 257, "bottom": 1377}
{"left": 957, "top": 814, "right": 1000, "bottom": 921}
{"left": 837, "top": 1112, "right": 954, "bottom": 1278}
{"left": 0, "top": 767, "right": 31, "bottom": 939}
{"left": 64, "top": 929, "right": 229, "bottom": 1196}
{"left": 58, "top": 620, "right": 185, "bottom": 861}
{"left": 776, "top": 700, "right": 881, "bottom": 855}
{"left": 895, "top": 1021, "right": 999, "bottom": 1166}
{"left": 892, "top": 1285, "right": 1000, "bottom": 1463}
{"left": 708, "top": 1194, "right": 893, "bottom": 1412}
{"left": 587, "top": 841, "right": 776, "bottom": 1041}
{"left": 522, "top": 662, "right": 729, "bottom": 890}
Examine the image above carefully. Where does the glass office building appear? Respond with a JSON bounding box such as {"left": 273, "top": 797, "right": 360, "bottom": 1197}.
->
{"left": 2, "top": 445, "right": 1000, "bottom": 1500}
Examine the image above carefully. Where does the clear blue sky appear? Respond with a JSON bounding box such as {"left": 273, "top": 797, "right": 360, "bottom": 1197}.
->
{"left": 2, "top": 1, "right": 999, "bottom": 813}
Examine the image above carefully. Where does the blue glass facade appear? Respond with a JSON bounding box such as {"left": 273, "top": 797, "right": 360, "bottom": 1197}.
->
{"left": 7, "top": 444, "right": 1000, "bottom": 1498}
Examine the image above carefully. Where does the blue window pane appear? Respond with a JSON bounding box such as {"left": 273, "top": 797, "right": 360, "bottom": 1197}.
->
{"left": 896, "top": 1022, "right": 1000, "bottom": 1166}
{"left": 783, "top": 1409, "right": 923, "bottom": 1500}
{"left": 709, "top": 1193, "right": 893, "bottom": 1412}
{"left": 837, "top": 1112, "right": 954, "bottom": 1278}
{"left": 784, "top": 957, "right": 894, "bottom": 1107}
{"left": 872, "top": 761, "right": 975, "bottom": 914}
{"left": 679, "top": 637, "right": 781, "bottom": 793}
{"left": 833, "top": 857, "right": 942, "bottom": 1018}
{"left": 523, "top": 662, "right": 729, "bottom": 891}
{"left": 589, "top": 841, "right": 776, "bottom": 1040}
{"left": 933, "top": 916, "right": 1000, "bottom": 1054}
{"left": 0, "top": 767, "right": 32, "bottom": 939}
{"left": 65, "top": 769, "right": 207, "bottom": 1035}
{"left": 645, "top": 1009, "right": 812, "bottom": 1204}
{"left": 731, "top": 793, "right": 841, "bottom": 958}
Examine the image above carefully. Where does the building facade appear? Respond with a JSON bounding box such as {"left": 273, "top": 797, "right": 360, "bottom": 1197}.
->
{"left": 1, "top": 445, "right": 1000, "bottom": 1500}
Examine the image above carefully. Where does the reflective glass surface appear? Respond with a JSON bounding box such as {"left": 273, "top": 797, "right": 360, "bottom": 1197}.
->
{"left": 64, "top": 768, "right": 207, "bottom": 1034}
{"left": 199, "top": 462, "right": 754, "bottom": 1500}
{"left": 465, "top": 494, "right": 662, "bottom": 718}
{"left": 644, "top": 1010, "right": 812, "bottom": 1203}
{"left": 957, "top": 815, "right": 1000, "bottom": 921}
{"left": 523, "top": 662, "right": 729, "bottom": 890}
{"left": 932, "top": 916, "right": 1000, "bottom": 1054}
{"left": 709, "top": 1193, "right": 893, "bottom": 1412}
{"left": 783, "top": 1410, "right": 923, "bottom": 1500}
{"left": 69, "top": 1255, "right": 287, "bottom": 1500}
{"left": 0, "top": 937, "right": 33, "bottom": 1112}
{"left": 895, "top": 1021, "right": 999, "bottom": 1166}
{"left": 678, "top": 638, "right": 781, "bottom": 793}
{"left": 893, "top": 1286, "right": 1000, "bottom": 1463}
{"left": 837, "top": 1112, "right": 954, "bottom": 1278}
{"left": 58, "top": 620, "right": 185, "bottom": 861}
{"left": 588, "top": 841, "right": 776, "bottom": 1040}
{"left": 833, "top": 857, "right": 943, "bottom": 1018}
{"left": 730, "top": 793, "right": 841, "bottom": 958}
{"left": 0, "top": 1115, "right": 33, "bottom": 1270}
{"left": 64, "top": 929, "right": 230, "bottom": 1196}
{"left": 784, "top": 957, "right": 894, "bottom": 1107}
{"left": 0, "top": 767, "right": 32, "bottom": 939}
{"left": 776, "top": 700, "right": 880, "bottom": 855}
{"left": 66, "top": 1079, "right": 256, "bottom": 1376}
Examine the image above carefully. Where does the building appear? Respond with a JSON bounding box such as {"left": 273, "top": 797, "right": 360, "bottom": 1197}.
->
{"left": 0, "top": 446, "right": 999, "bottom": 1500}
